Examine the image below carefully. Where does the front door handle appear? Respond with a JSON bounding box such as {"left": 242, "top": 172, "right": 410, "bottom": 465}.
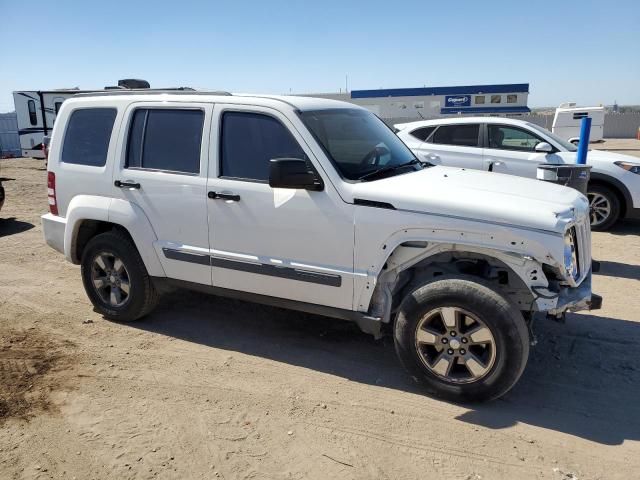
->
{"left": 208, "top": 191, "right": 240, "bottom": 202}
{"left": 114, "top": 180, "right": 141, "bottom": 189}
{"left": 488, "top": 161, "right": 504, "bottom": 172}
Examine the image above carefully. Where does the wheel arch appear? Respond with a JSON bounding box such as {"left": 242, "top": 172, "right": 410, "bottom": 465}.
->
{"left": 589, "top": 172, "right": 632, "bottom": 218}
{"left": 65, "top": 196, "right": 165, "bottom": 277}
{"left": 362, "top": 241, "right": 552, "bottom": 326}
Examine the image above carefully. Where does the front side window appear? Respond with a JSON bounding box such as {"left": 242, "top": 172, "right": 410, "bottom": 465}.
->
{"left": 61, "top": 108, "right": 117, "bottom": 167}
{"left": 299, "top": 108, "right": 418, "bottom": 181}
{"left": 410, "top": 126, "right": 436, "bottom": 141}
{"left": 127, "top": 109, "right": 204, "bottom": 174}
{"left": 475, "top": 96, "right": 485, "bottom": 105}
{"left": 527, "top": 122, "right": 577, "bottom": 151}
{"left": 491, "top": 95, "right": 502, "bottom": 104}
{"left": 220, "top": 111, "right": 305, "bottom": 181}
{"left": 487, "top": 125, "right": 544, "bottom": 152}
{"left": 431, "top": 124, "right": 480, "bottom": 147}
{"left": 28, "top": 100, "right": 37, "bottom": 125}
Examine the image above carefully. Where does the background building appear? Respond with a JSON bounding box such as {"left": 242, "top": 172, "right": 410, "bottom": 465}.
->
{"left": 306, "top": 83, "right": 531, "bottom": 120}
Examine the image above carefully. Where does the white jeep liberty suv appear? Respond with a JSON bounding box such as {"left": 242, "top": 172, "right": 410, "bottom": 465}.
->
{"left": 42, "top": 90, "right": 600, "bottom": 402}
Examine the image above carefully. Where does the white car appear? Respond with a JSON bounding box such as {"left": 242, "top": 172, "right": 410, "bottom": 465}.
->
{"left": 395, "top": 117, "right": 640, "bottom": 230}
{"left": 42, "top": 90, "right": 599, "bottom": 402}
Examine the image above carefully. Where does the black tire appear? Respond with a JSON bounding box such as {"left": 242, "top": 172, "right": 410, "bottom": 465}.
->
{"left": 587, "top": 184, "right": 620, "bottom": 231}
{"left": 394, "top": 276, "right": 529, "bottom": 403}
{"left": 81, "top": 229, "right": 158, "bottom": 321}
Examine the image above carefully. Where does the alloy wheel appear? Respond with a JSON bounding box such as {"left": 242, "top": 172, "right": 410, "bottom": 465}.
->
{"left": 588, "top": 193, "right": 611, "bottom": 227}
{"left": 415, "top": 307, "right": 496, "bottom": 384}
{"left": 90, "top": 252, "right": 131, "bottom": 307}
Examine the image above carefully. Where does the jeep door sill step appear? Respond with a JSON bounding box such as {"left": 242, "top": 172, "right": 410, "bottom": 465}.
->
{"left": 154, "top": 277, "right": 383, "bottom": 338}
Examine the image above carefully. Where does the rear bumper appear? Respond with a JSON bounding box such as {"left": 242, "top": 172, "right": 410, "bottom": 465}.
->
{"left": 41, "top": 213, "right": 66, "bottom": 254}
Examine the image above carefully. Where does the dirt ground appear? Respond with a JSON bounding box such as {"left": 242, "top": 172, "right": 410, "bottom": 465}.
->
{"left": 1, "top": 153, "right": 639, "bottom": 480}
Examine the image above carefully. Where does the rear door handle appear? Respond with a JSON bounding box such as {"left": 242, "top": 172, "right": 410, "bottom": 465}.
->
{"left": 114, "top": 180, "right": 141, "bottom": 189}
{"left": 208, "top": 191, "right": 240, "bottom": 202}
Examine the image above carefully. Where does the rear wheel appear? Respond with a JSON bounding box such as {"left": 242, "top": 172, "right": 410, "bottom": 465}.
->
{"left": 394, "top": 277, "right": 529, "bottom": 403}
{"left": 81, "top": 230, "right": 158, "bottom": 321}
{"left": 588, "top": 184, "right": 620, "bottom": 231}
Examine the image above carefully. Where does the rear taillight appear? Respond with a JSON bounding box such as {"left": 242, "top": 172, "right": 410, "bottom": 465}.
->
{"left": 47, "top": 171, "right": 58, "bottom": 215}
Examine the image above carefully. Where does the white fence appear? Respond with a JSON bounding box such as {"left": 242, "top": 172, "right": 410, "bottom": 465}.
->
{"left": 384, "top": 112, "right": 640, "bottom": 139}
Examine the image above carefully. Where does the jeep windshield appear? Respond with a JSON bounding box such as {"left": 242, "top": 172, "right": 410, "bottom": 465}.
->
{"left": 299, "top": 108, "right": 422, "bottom": 181}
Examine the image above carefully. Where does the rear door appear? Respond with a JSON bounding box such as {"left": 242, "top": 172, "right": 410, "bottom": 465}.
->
{"left": 414, "top": 123, "right": 483, "bottom": 169}
{"left": 112, "top": 102, "right": 213, "bottom": 285}
{"left": 483, "top": 124, "right": 551, "bottom": 178}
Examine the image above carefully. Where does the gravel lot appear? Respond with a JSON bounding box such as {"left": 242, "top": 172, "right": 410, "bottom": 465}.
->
{"left": 1, "top": 150, "right": 639, "bottom": 480}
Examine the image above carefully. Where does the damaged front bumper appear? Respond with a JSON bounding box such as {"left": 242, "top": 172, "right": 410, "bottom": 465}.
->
{"left": 546, "top": 269, "right": 602, "bottom": 315}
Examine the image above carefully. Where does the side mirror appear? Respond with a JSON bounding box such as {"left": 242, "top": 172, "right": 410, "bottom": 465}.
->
{"left": 269, "top": 158, "right": 324, "bottom": 191}
{"left": 535, "top": 142, "right": 553, "bottom": 153}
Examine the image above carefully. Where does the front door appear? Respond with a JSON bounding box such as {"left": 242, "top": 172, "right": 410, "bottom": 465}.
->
{"left": 112, "top": 102, "right": 213, "bottom": 285}
{"left": 206, "top": 105, "right": 355, "bottom": 310}
{"left": 483, "top": 124, "right": 551, "bottom": 178}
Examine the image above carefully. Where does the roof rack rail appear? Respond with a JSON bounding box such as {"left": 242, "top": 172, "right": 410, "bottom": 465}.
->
{"left": 73, "top": 89, "right": 233, "bottom": 98}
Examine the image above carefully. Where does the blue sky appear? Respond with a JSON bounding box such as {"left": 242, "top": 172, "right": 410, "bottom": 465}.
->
{"left": 0, "top": 0, "right": 638, "bottom": 112}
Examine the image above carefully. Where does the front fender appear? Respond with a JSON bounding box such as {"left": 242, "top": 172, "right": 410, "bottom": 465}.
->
{"left": 354, "top": 216, "right": 567, "bottom": 314}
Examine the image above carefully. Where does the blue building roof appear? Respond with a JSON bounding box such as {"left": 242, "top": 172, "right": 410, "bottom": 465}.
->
{"left": 440, "top": 106, "right": 531, "bottom": 114}
{"left": 351, "top": 83, "right": 529, "bottom": 99}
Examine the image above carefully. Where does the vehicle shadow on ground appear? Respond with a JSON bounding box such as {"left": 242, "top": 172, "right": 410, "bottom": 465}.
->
{"left": 594, "top": 260, "right": 640, "bottom": 280}
{"left": 130, "top": 289, "right": 640, "bottom": 446}
{"left": 606, "top": 219, "right": 640, "bottom": 236}
{"left": 0, "top": 217, "right": 35, "bottom": 238}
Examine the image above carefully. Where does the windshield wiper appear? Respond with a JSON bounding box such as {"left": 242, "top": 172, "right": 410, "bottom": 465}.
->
{"left": 357, "top": 159, "right": 422, "bottom": 181}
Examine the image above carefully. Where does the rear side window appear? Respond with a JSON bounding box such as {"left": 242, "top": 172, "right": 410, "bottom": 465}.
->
{"left": 431, "top": 124, "right": 480, "bottom": 147}
{"left": 28, "top": 100, "right": 37, "bottom": 125}
{"left": 410, "top": 126, "right": 436, "bottom": 141}
{"left": 220, "top": 111, "right": 305, "bottom": 181}
{"left": 61, "top": 108, "right": 117, "bottom": 167}
{"left": 126, "top": 109, "right": 204, "bottom": 174}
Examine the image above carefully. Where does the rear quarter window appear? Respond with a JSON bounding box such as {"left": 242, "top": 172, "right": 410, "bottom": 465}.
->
{"left": 61, "top": 108, "right": 117, "bottom": 167}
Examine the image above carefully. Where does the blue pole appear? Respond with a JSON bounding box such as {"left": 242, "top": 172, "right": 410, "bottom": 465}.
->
{"left": 576, "top": 117, "right": 591, "bottom": 164}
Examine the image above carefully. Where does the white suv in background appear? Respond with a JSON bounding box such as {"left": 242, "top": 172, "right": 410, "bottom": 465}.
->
{"left": 395, "top": 117, "right": 640, "bottom": 230}
{"left": 42, "top": 91, "right": 600, "bottom": 402}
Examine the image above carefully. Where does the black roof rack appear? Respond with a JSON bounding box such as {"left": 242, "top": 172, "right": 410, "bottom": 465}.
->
{"left": 74, "top": 89, "right": 232, "bottom": 98}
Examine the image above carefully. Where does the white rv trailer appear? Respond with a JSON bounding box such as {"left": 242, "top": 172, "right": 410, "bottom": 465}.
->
{"left": 12, "top": 79, "right": 187, "bottom": 158}
{"left": 552, "top": 102, "right": 605, "bottom": 144}
{"left": 13, "top": 89, "right": 90, "bottom": 158}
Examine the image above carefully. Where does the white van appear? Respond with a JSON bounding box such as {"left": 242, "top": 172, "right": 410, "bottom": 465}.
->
{"left": 552, "top": 103, "right": 604, "bottom": 144}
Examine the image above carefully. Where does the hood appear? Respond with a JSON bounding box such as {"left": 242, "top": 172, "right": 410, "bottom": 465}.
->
{"left": 351, "top": 166, "right": 588, "bottom": 233}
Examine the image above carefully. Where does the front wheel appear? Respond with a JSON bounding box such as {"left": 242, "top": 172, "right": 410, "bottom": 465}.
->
{"left": 394, "top": 277, "right": 529, "bottom": 403}
{"left": 588, "top": 184, "right": 620, "bottom": 231}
